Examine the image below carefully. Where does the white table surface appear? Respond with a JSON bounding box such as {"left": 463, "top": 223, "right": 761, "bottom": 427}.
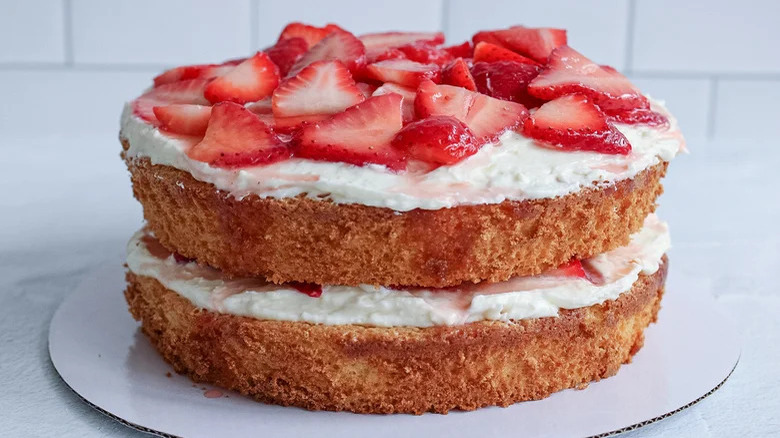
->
{"left": 2, "top": 133, "right": 779, "bottom": 437}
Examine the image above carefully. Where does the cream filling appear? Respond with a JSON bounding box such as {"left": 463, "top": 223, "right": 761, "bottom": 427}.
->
{"left": 119, "top": 98, "right": 683, "bottom": 212}
{"left": 126, "top": 214, "right": 670, "bottom": 327}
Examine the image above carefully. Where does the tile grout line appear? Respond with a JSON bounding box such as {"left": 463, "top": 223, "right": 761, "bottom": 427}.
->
{"left": 62, "top": 0, "right": 74, "bottom": 66}
{"left": 249, "top": 0, "right": 259, "bottom": 50}
{"left": 706, "top": 77, "right": 719, "bottom": 140}
{"left": 623, "top": 0, "right": 637, "bottom": 73}
{"left": 440, "top": 0, "right": 450, "bottom": 37}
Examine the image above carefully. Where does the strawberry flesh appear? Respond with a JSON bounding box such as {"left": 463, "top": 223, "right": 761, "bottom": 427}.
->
{"left": 365, "top": 59, "right": 441, "bottom": 87}
{"left": 204, "top": 52, "right": 279, "bottom": 104}
{"left": 470, "top": 61, "right": 543, "bottom": 107}
{"left": 289, "top": 282, "right": 323, "bottom": 297}
{"left": 523, "top": 94, "right": 630, "bottom": 155}
{"left": 608, "top": 107, "right": 669, "bottom": 126}
{"left": 396, "top": 41, "right": 453, "bottom": 65}
{"left": 272, "top": 60, "right": 365, "bottom": 117}
{"left": 292, "top": 94, "right": 406, "bottom": 170}
{"left": 415, "top": 80, "right": 529, "bottom": 144}
{"left": 187, "top": 102, "right": 290, "bottom": 167}
{"left": 473, "top": 41, "right": 539, "bottom": 65}
{"left": 277, "top": 22, "right": 346, "bottom": 48}
{"left": 153, "top": 63, "right": 234, "bottom": 87}
{"left": 442, "top": 58, "right": 477, "bottom": 91}
{"left": 442, "top": 41, "right": 473, "bottom": 58}
{"left": 474, "top": 26, "right": 567, "bottom": 63}
{"left": 288, "top": 30, "right": 366, "bottom": 77}
{"left": 372, "top": 83, "right": 417, "bottom": 123}
{"left": 547, "top": 259, "right": 588, "bottom": 279}
{"left": 152, "top": 104, "right": 212, "bottom": 136}
{"left": 528, "top": 46, "right": 648, "bottom": 113}
{"left": 264, "top": 37, "right": 308, "bottom": 77}
{"left": 391, "top": 116, "right": 478, "bottom": 165}
{"left": 133, "top": 79, "right": 210, "bottom": 124}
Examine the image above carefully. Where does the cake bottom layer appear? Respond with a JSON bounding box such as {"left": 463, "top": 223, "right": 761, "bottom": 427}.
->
{"left": 124, "top": 257, "right": 667, "bottom": 414}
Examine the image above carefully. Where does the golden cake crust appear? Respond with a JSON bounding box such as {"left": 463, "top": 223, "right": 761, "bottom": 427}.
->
{"left": 124, "top": 257, "right": 667, "bottom": 414}
{"left": 123, "top": 139, "right": 666, "bottom": 287}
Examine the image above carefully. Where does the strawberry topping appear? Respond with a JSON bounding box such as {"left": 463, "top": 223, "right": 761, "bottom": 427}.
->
{"left": 470, "top": 61, "right": 543, "bottom": 107}
{"left": 288, "top": 30, "right": 366, "bottom": 77}
{"left": 415, "top": 80, "right": 529, "bottom": 144}
{"left": 187, "top": 102, "right": 290, "bottom": 167}
{"left": 472, "top": 41, "right": 539, "bottom": 65}
{"left": 133, "top": 79, "right": 210, "bottom": 124}
{"left": 365, "top": 59, "right": 441, "bottom": 88}
{"left": 153, "top": 63, "right": 234, "bottom": 87}
{"left": 442, "top": 41, "right": 473, "bottom": 58}
{"left": 608, "top": 107, "right": 669, "bottom": 127}
{"left": 152, "top": 104, "right": 212, "bottom": 136}
{"left": 372, "top": 83, "right": 417, "bottom": 123}
{"left": 474, "top": 26, "right": 567, "bottom": 63}
{"left": 272, "top": 60, "right": 365, "bottom": 117}
{"left": 442, "top": 58, "right": 477, "bottom": 91}
{"left": 264, "top": 37, "right": 308, "bottom": 77}
{"left": 528, "top": 46, "right": 649, "bottom": 113}
{"left": 396, "top": 41, "right": 453, "bottom": 65}
{"left": 292, "top": 94, "right": 406, "bottom": 170}
{"left": 277, "top": 22, "right": 346, "bottom": 48}
{"left": 523, "top": 94, "right": 630, "bottom": 155}
{"left": 204, "top": 52, "right": 279, "bottom": 104}
{"left": 391, "top": 116, "right": 478, "bottom": 166}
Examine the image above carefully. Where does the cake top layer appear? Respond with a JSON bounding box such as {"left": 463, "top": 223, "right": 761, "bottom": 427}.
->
{"left": 125, "top": 23, "right": 682, "bottom": 174}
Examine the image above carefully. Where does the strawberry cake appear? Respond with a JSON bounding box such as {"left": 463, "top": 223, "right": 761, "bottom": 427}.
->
{"left": 120, "top": 23, "right": 683, "bottom": 414}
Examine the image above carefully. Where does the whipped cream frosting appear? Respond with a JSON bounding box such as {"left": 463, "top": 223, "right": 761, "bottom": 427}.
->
{"left": 120, "top": 98, "right": 683, "bottom": 211}
{"left": 126, "top": 214, "right": 670, "bottom": 327}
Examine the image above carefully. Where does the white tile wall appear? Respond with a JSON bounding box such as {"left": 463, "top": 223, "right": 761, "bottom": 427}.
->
{"left": 1, "top": 0, "right": 778, "bottom": 143}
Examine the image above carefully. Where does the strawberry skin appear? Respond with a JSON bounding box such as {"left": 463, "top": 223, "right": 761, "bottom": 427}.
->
{"left": 288, "top": 30, "right": 366, "bottom": 77}
{"left": 470, "top": 61, "right": 543, "bottom": 107}
{"left": 442, "top": 41, "right": 473, "bottom": 58}
{"left": 204, "top": 52, "right": 279, "bottom": 104}
{"left": 277, "top": 22, "right": 346, "bottom": 48}
{"left": 474, "top": 26, "right": 567, "bottom": 63}
{"left": 523, "top": 94, "right": 630, "bottom": 155}
{"left": 264, "top": 37, "right": 308, "bottom": 77}
{"left": 608, "top": 107, "right": 669, "bottom": 127}
{"left": 188, "top": 102, "right": 290, "bottom": 167}
{"left": 528, "top": 46, "right": 648, "bottom": 113}
{"left": 396, "top": 41, "right": 453, "bottom": 66}
{"left": 272, "top": 60, "right": 365, "bottom": 117}
{"left": 442, "top": 58, "right": 477, "bottom": 91}
{"left": 153, "top": 104, "right": 212, "bottom": 136}
{"left": 292, "top": 94, "right": 406, "bottom": 170}
{"left": 372, "top": 82, "right": 417, "bottom": 123}
{"left": 472, "top": 41, "right": 539, "bottom": 65}
{"left": 391, "top": 115, "right": 478, "bottom": 165}
{"left": 153, "top": 63, "right": 234, "bottom": 87}
{"left": 365, "top": 59, "right": 441, "bottom": 88}
{"left": 415, "top": 80, "right": 529, "bottom": 144}
{"left": 133, "top": 79, "right": 210, "bottom": 124}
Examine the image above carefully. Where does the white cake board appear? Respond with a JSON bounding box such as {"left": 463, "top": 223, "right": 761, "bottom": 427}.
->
{"left": 49, "top": 258, "right": 739, "bottom": 438}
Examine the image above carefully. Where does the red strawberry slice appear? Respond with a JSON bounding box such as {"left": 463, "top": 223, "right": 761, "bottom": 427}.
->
{"left": 187, "top": 101, "right": 290, "bottom": 167}
{"left": 547, "top": 259, "right": 588, "bottom": 279}
{"left": 292, "top": 94, "right": 406, "bottom": 170}
{"left": 396, "top": 41, "right": 453, "bottom": 66}
{"left": 272, "top": 60, "right": 365, "bottom": 117}
{"left": 442, "top": 58, "right": 477, "bottom": 91}
{"left": 442, "top": 41, "right": 473, "bottom": 58}
{"left": 472, "top": 41, "right": 539, "bottom": 65}
{"left": 415, "top": 80, "right": 529, "bottom": 144}
{"left": 288, "top": 30, "right": 366, "bottom": 77}
{"left": 153, "top": 63, "right": 235, "bottom": 87}
{"left": 359, "top": 31, "right": 445, "bottom": 51}
{"left": 372, "top": 82, "right": 417, "bottom": 123}
{"left": 365, "top": 59, "right": 441, "bottom": 87}
{"left": 371, "top": 47, "right": 407, "bottom": 63}
{"left": 254, "top": 113, "right": 331, "bottom": 135}
{"left": 277, "top": 22, "right": 346, "bottom": 48}
{"left": 523, "top": 94, "right": 630, "bottom": 155}
{"left": 204, "top": 52, "right": 279, "bottom": 104}
{"left": 133, "top": 79, "right": 210, "bottom": 124}
{"left": 356, "top": 82, "right": 378, "bottom": 98}
{"left": 608, "top": 107, "right": 669, "bottom": 126}
{"left": 246, "top": 97, "right": 272, "bottom": 114}
{"left": 152, "top": 104, "right": 212, "bottom": 136}
{"left": 391, "top": 115, "right": 478, "bottom": 166}
{"left": 474, "top": 26, "right": 567, "bottom": 63}
{"left": 471, "top": 61, "right": 543, "bottom": 107}
{"left": 264, "top": 37, "right": 308, "bottom": 77}
{"left": 528, "top": 46, "right": 648, "bottom": 113}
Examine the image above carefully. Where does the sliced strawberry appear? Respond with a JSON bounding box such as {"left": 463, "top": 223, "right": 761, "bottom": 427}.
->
{"left": 523, "top": 94, "right": 630, "bottom": 155}
{"left": 187, "top": 102, "right": 290, "bottom": 167}
{"left": 472, "top": 41, "right": 539, "bottom": 65}
{"left": 152, "top": 104, "right": 212, "bottom": 136}
{"left": 442, "top": 41, "right": 473, "bottom": 58}
{"left": 133, "top": 79, "right": 210, "bottom": 124}
{"left": 415, "top": 80, "right": 529, "bottom": 144}
{"left": 365, "top": 59, "right": 441, "bottom": 87}
{"left": 153, "top": 63, "right": 234, "bottom": 87}
{"left": 474, "top": 26, "right": 567, "bottom": 63}
{"left": 272, "top": 60, "right": 365, "bottom": 117}
{"left": 204, "top": 52, "right": 279, "bottom": 104}
{"left": 289, "top": 282, "right": 323, "bottom": 298}
{"left": 246, "top": 97, "right": 272, "bottom": 114}
{"left": 264, "top": 37, "right": 308, "bottom": 77}
{"left": 608, "top": 107, "right": 668, "bottom": 127}
{"left": 372, "top": 82, "right": 416, "bottom": 123}
{"left": 547, "top": 259, "right": 588, "bottom": 279}
{"left": 255, "top": 113, "right": 331, "bottom": 135}
{"left": 391, "top": 115, "right": 478, "bottom": 165}
{"left": 356, "top": 82, "right": 378, "bottom": 98}
{"left": 292, "top": 94, "right": 406, "bottom": 170}
{"left": 277, "top": 22, "right": 345, "bottom": 48}
{"left": 371, "top": 47, "right": 407, "bottom": 63}
{"left": 471, "top": 61, "right": 543, "bottom": 107}
{"left": 396, "top": 41, "right": 453, "bottom": 66}
{"left": 288, "top": 30, "right": 366, "bottom": 77}
{"left": 528, "top": 46, "right": 648, "bottom": 113}
{"left": 359, "top": 31, "right": 445, "bottom": 52}
{"left": 442, "top": 58, "right": 477, "bottom": 91}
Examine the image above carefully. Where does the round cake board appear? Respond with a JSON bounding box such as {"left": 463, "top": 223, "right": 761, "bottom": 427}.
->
{"left": 49, "top": 258, "right": 740, "bottom": 438}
